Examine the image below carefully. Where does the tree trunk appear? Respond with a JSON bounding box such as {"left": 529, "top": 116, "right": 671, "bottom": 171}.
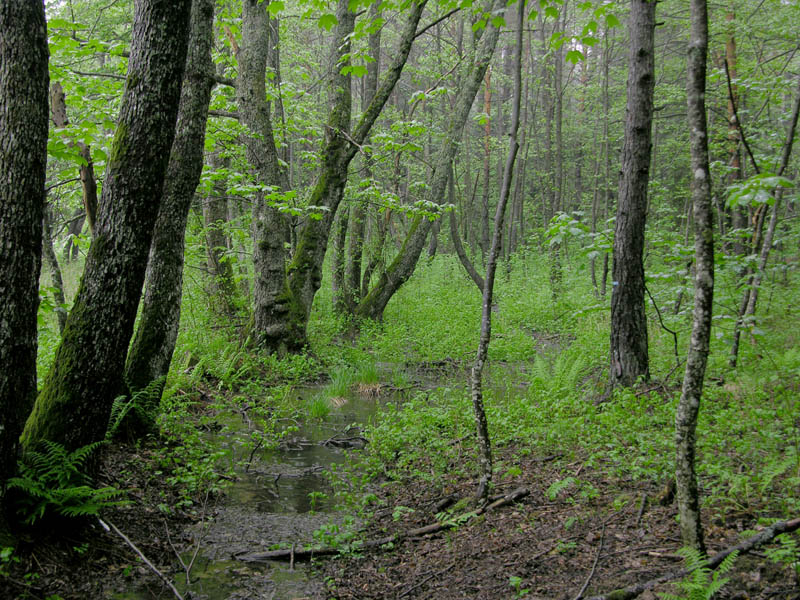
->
{"left": 204, "top": 152, "right": 239, "bottom": 314}
{"left": 470, "top": 1, "right": 523, "bottom": 504}
{"left": 125, "top": 0, "right": 215, "bottom": 393}
{"left": 675, "top": 0, "right": 712, "bottom": 552}
{"left": 275, "top": 0, "right": 428, "bottom": 343}
{"left": 22, "top": 0, "right": 191, "bottom": 453}
{"left": 42, "top": 207, "right": 68, "bottom": 334}
{"left": 609, "top": 0, "right": 655, "bottom": 389}
{"left": 237, "top": 0, "right": 294, "bottom": 353}
{"left": 355, "top": 0, "right": 506, "bottom": 321}
{"left": 0, "top": 0, "right": 49, "bottom": 512}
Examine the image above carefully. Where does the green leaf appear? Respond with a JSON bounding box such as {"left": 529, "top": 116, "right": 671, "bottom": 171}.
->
{"left": 565, "top": 49, "right": 583, "bottom": 63}
{"left": 491, "top": 15, "right": 506, "bottom": 28}
{"left": 544, "top": 6, "right": 559, "bottom": 19}
{"left": 582, "top": 35, "right": 599, "bottom": 46}
{"left": 267, "top": 0, "right": 284, "bottom": 16}
{"left": 605, "top": 13, "right": 620, "bottom": 28}
{"left": 318, "top": 13, "right": 338, "bottom": 30}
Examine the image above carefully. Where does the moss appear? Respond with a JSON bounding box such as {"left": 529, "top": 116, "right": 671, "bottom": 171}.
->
{"left": 108, "top": 123, "right": 129, "bottom": 168}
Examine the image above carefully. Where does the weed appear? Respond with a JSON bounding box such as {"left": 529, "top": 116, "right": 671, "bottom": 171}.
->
{"left": 658, "top": 548, "right": 738, "bottom": 600}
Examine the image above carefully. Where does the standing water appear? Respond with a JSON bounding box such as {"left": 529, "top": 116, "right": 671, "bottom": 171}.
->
{"left": 119, "top": 384, "right": 395, "bottom": 600}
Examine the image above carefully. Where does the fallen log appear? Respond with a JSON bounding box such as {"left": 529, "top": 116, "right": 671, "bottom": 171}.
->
{"left": 584, "top": 517, "right": 800, "bottom": 600}
{"left": 236, "top": 486, "right": 530, "bottom": 563}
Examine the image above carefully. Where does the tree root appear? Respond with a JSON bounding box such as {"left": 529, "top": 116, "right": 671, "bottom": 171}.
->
{"left": 235, "top": 486, "right": 530, "bottom": 563}
{"left": 585, "top": 517, "right": 800, "bottom": 600}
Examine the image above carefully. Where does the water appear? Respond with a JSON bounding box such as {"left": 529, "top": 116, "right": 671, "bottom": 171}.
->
{"left": 118, "top": 385, "right": 395, "bottom": 600}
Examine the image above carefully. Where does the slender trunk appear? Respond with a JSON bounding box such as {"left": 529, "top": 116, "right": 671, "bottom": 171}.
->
{"left": 471, "top": 1, "right": 523, "bottom": 503}
{"left": 42, "top": 208, "right": 68, "bottom": 334}
{"left": 0, "top": 0, "right": 49, "bottom": 504}
{"left": 23, "top": 0, "right": 192, "bottom": 453}
{"left": 676, "top": 0, "right": 712, "bottom": 552}
{"left": 609, "top": 0, "right": 655, "bottom": 388}
{"left": 204, "top": 152, "right": 239, "bottom": 313}
{"left": 331, "top": 207, "right": 349, "bottom": 312}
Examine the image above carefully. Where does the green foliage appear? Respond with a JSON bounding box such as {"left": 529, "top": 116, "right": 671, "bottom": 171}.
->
{"left": 106, "top": 377, "right": 165, "bottom": 441}
{"left": 7, "top": 441, "right": 127, "bottom": 525}
{"left": 658, "top": 549, "right": 738, "bottom": 600}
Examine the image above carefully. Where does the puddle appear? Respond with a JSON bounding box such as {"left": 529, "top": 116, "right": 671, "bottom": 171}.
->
{"left": 117, "top": 383, "right": 400, "bottom": 600}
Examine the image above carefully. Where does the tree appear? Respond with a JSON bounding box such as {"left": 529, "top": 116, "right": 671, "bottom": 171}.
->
{"left": 260, "top": 0, "right": 429, "bottom": 349}
{"left": 355, "top": 0, "right": 507, "bottom": 321}
{"left": 609, "top": 0, "right": 655, "bottom": 389}
{"left": 0, "top": 0, "right": 49, "bottom": 526}
{"left": 675, "top": 0, "right": 713, "bottom": 553}
{"left": 125, "top": 0, "right": 216, "bottom": 393}
{"left": 22, "top": 0, "right": 192, "bottom": 453}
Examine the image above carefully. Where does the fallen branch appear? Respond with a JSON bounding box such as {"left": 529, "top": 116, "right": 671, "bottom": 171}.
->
{"left": 574, "top": 523, "right": 605, "bottom": 600}
{"left": 586, "top": 517, "right": 800, "bottom": 600}
{"left": 99, "top": 517, "right": 184, "bottom": 600}
{"left": 236, "top": 487, "right": 530, "bottom": 563}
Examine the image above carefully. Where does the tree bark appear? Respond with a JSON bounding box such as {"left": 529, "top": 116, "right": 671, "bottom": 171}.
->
{"left": 675, "top": 0, "right": 712, "bottom": 553}
{"left": 355, "top": 0, "right": 506, "bottom": 320}
{"left": 275, "top": 0, "right": 428, "bottom": 342}
{"left": 471, "top": 1, "right": 523, "bottom": 503}
{"left": 609, "top": 0, "right": 655, "bottom": 389}
{"left": 22, "top": 0, "right": 191, "bottom": 453}
{"left": 237, "top": 0, "right": 293, "bottom": 353}
{"left": 125, "top": 0, "right": 216, "bottom": 393}
{"left": 203, "top": 153, "right": 239, "bottom": 315}
{"left": 0, "top": 0, "right": 49, "bottom": 508}
{"left": 42, "top": 207, "right": 68, "bottom": 335}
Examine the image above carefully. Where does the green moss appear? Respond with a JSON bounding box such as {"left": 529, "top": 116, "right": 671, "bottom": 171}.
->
{"left": 108, "top": 122, "right": 129, "bottom": 167}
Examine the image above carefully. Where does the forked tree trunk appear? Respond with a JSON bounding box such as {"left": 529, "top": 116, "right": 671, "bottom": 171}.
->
{"left": 125, "top": 0, "right": 215, "bottom": 392}
{"left": 355, "top": 0, "right": 506, "bottom": 321}
{"left": 22, "top": 0, "right": 191, "bottom": 453}
{"left": 0, "top": 0, "right": 49, "bottom": 511}
{"left": 609, "top": 0, "right": 655, "bottom": 389}
{"left": 675, "top": 0, "right": 713, "bottom": 553}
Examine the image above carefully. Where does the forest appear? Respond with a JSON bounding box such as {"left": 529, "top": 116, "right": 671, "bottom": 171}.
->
{"left": 0, "top": 0, "right": 799, "bottom": 597}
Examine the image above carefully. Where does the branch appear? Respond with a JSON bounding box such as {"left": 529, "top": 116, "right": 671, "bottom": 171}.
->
{"left": 208, "top": 109, "right": 239, "bottom": 120}
{"left": 210, "top": 73, "right": 236, "bottom": 88}
{"left": 236, "top": 487, "right": 529, "bottom": 563}
{"left": 98, "top": 517, "right": 184, "bottom": 600}
{"left": 586, "top": 518, "right": 800, "bottom": 600}
{"left": 71, "top": 69, "right": 126, "bottom": 80}
{"left": 723, "top": 60, "right": 759, "bottom": 175}
{"left": 414, "top": 7, "right": 460, "bottom": 39}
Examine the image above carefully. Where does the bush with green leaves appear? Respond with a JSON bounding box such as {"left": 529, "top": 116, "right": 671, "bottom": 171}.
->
{"left": 7, "top": 441, "right": 127, "bottom": 525}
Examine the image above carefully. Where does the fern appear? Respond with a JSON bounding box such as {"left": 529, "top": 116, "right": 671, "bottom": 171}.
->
{"left": 7, "top": 440, "right": 128, "bottom": 525}
{"left": 659, "top": 548, "right": 738, "bottom": 600}
{"left": 107, "top": 376, "right": 165, "bottom": 440}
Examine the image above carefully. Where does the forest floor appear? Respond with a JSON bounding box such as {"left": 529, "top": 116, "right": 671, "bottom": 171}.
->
{"left": 4, "top": 414, "right": 798, "bottom": 600}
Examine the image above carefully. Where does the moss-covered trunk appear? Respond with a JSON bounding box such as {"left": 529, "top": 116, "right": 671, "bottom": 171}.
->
{"left": 277, "top": 0, "right": 428, "bottom": 347}
{"left": 125, "top": 0, "right": 216, "bottom": 393}
{"left": 0, "top": 0, "right": 49, "bottom": 518}
{"left": 22, "top": 0, "right": 191, "bottom": 453}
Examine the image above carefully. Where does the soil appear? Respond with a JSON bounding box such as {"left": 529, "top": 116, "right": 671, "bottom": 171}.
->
{"left": 3, "top": 409, "right": 798, "bottom": 599}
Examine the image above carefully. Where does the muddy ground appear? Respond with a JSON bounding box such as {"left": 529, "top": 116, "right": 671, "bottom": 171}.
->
{"left": 2, "top": 414, "right": 798, "bottom": 599}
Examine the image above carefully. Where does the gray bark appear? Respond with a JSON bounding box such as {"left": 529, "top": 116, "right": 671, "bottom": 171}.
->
{"left": 22, "top": 0, "right": 191, "bottom": 452}
{"left": 675, "top": 0, "right": 712, "bottom": 553}
{"left": 42, "top": 208, "right": 68, "bottom": 334}
{"left": 0, "top": 0, "right": 49, "bottom": 496}
{"left": 609, "top": 0, "right": 655, "bottom": 388}
{"left": 125, "top": 0, "right": 216, "bottom": 393}
{"left": 471, "top": 1, "right": 523, "bottom": 503}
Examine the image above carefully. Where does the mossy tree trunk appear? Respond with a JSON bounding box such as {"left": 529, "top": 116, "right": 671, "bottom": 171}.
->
{"left": 125, "top": 0, "right": 215, "bottom": 393}
{"left": 355, "top": 0, "right": 506, "bottom": 321}
{"left": 609, "top": 0, "right": 655, "bottom": 389}
{"left": 204, "top": 153, "right": 239, "bottom": 316}
{"left": 22, "top": 0, "right": 191, "bottom": 453}
{"left": 0, "top": 0, "right": 49, "bottom": 522}
{"left": 675, "top": 0, "right": 712, "bottom": 552}
{"left": 237, "top": 0, "right": 294, "bottom": 353}
{"left": 272, "top": 0, "right": 428, "bottom": 347}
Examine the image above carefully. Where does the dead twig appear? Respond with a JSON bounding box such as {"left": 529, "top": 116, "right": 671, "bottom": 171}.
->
{"left": 574, "top": 522, "right": 605, "bottom": 600}
{"left": 99, "top": 517, "right": 184, "bottom": 600}
{"left": 586, "top": 517, "right": 800, "bottom": 600}
{"left": 398, "top": 562, "right": 455, "bottom": 598}
{"left": 236, "top": 487, "right": 530, "bottom": 563}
